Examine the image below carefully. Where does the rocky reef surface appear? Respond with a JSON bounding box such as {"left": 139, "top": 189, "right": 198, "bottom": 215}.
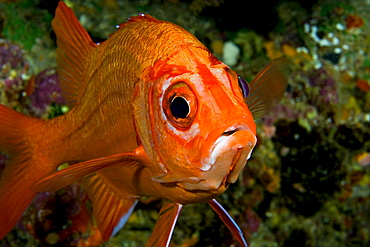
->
{"left": 0, "top": 0, "right": 369, "bottom": 246}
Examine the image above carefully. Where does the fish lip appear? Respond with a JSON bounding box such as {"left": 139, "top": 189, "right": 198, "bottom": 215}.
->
{"left": 200, "top": 122, "right": 251, "bottom": 171}
{"left": 225, "top": 137, "right": 255, "bottom": 184}
{"left": 178, "top": 128, "right": 256, "bottom": 191}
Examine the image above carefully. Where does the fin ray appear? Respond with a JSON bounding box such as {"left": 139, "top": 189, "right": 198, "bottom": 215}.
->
{"left": 0, "top": 156, "right": 39, "bottom": 239}
{"left": 145, "top": 201, "right": 183, "bottom": 247}
{"left": 0, "top": 105, "right": 55, "bottom": 239}
{"left": 32, "top": 152, "right": 140, "bottom": 192}
{"left": 52, "top": 1, "right": 97, "bottom": 108}
{"left": 208, "top": 199, "right": 248, "bottom": 247}
{"left": 246, "top": 58, "right": 291, "bottom": 119}
{"left": 84, "top": 174, "right": 138, "bottom": 241}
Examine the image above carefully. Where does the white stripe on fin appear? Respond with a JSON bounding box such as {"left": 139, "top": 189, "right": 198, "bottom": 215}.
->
{"left": 111, "top": 200, "right": 138, "bottom": 237}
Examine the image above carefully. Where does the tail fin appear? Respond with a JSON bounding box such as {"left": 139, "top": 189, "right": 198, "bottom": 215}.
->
{"left": 0, "top": 105, "right": 54, "bottom": 239}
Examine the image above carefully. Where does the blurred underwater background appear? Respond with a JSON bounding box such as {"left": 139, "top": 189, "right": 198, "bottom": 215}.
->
{"left": 0, "top": 0, "right": 369, "bottom": 246}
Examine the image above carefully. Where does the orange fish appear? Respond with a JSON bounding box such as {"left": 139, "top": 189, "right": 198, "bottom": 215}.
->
{"left": 0, "top": 2, "right": 289, "bottom": 246}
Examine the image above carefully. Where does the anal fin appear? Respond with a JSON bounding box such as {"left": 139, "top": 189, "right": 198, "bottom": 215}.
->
{"left": 84, "top": 174, "right": 138, "bottom": 241}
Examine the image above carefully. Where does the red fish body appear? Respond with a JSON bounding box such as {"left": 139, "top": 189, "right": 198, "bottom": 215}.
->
{"left": 0, "top": 2, "right": 289, "bottom": 245}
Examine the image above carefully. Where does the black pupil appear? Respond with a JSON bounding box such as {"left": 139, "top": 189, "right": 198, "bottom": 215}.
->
{"left": 170, "top": 96, "right": 190, "bottom": 119}
{"left": 238, "top": 75, "right": 249, "bottom": 98}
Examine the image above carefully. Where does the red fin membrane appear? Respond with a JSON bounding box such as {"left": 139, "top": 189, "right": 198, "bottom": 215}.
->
{"left": 52, "top": 1, "right": 97, "bottom": 108}
{"left": 246, "top": 57, "right": 291, "bottom": 119}
{"left": 208, "top": 199, "right": 248, "bottom": 247}
{"left": 0, "top": 105, "right": 37, "bottom": 154}
{"left": 0, "top": 106, "right": 53, "bottom": 239}
{"left": 32, "top": 152, "right": 139, "bottom": 192}
{"left": 145, "top": 201, "right": 183, "bottom": 247}
{"left": 84, "top": 174, "right": 138, "bottom": 240}
{"left": 0, "top": 156, "right": 39, "bottom": 239}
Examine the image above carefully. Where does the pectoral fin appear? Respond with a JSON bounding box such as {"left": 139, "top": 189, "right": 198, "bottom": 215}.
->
{"left": 145, "top": 201, "right": 183, "bottom": 247}
{"left": 247, "top": 57, "right": 291, "bottom": 119}
{"left": 32, "top": 151, "right": 141, "bottom": 192}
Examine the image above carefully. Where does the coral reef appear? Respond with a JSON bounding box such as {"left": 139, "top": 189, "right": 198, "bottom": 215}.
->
{"left": 28, "top": 68, "right": 66, "bottom": 118}
{"left": 0, "top": 0, "right": 369, "bottom": 246}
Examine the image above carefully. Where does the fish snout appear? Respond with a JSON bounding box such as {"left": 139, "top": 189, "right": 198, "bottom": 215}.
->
{"left": 210, "top": 126, "right": 256, "bottom": 186}
{"left": 181, "top": 125, "right": 257, "bottom": 191}
{"left": 224, "top": 129, "right": 256, "bottom": 184}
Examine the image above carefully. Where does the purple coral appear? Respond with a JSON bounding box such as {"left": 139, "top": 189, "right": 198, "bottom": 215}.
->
{"left": 18, "top": 183, "right": 89, "bottom": 245}
{"left": 28, "top": 69, "right": 65, "bottom": 116}
{"left": 4, "top": 77, "right": 22, "bottom": 90}
{"left": 309, "top": 68, "right": 339, "bottom": 104}
{"left": 0, "top": 40, "right": 65, "bottom": 116}
{"left": 0, "top": 40, "right": 26, "bottom": 69}
{"left": 263, "top": 104, "right": 300, "bottom": 127}
{"left": 0, "top": 41, "right": 28, "bottom": 92}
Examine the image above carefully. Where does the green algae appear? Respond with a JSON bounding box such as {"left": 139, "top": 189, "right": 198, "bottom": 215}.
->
{"left": 1, "top": 1, "right": 52, "bottom": 50}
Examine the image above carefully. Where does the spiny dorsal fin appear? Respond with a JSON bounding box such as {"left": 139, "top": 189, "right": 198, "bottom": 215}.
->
{"left": 115, "top": 13, "right": 162, "bottom": 30}
{"left": 246, "top": 58, "right": 291, "bottom": 119}
{"left": 53, "top": 1, "right": 97, "bottom": 108}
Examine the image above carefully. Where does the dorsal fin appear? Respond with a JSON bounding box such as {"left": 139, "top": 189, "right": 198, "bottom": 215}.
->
{"left": 53, "top": 1, "right": 97, "bottom": 108}
{"left": 115, "top": 13, "right": 162, "bottom": 30}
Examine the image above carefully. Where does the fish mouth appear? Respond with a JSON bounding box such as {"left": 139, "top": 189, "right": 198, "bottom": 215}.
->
{"left": 176, "top": 124, "right": 257, "bottom": 191}
{"left": 202, "top": 123, "right": 253, "bottom": 170}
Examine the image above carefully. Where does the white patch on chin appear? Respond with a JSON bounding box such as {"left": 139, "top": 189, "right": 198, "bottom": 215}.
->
{"left": 209, "top": 135, "right": 229, "bottom": 167}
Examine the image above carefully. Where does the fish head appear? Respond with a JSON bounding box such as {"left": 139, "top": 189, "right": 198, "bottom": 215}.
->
{"left": 134, "top": 45, "right": 257, "bottom": 196}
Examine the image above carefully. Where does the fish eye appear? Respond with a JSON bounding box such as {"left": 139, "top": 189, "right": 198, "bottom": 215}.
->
{"left": 170, "top": 96, "right": 190, "bottom": 119}
{"left": 238, "top": 75, "right": 250, "bottom": 98}
{"left": 163, "top": 82, "right": 197, "bottom": 130}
